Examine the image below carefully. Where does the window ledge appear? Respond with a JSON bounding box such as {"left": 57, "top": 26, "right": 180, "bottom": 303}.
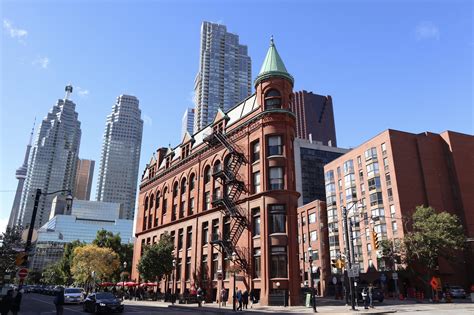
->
{"left": 269, "top": 233, "right": 287, "bottom": 237}
{"left": 252, "top": 235, "right": 261, "bottom": 240}
{"left": 252, "top": 161, "right": 260, "bottom": 166}
{"left": 267, "top": 155, "right": 285, "bottom": 159}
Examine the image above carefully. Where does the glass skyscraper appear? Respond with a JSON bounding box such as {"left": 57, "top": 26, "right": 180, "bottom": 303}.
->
{"left": 193, "top": 21, "right": 252, "bottom": 133}
{"left": 18, "top": 86, "right": 81, "bottom": 228}
{"left": 96, "top": 95, "right": 143, "bottom": 220}
{"left": 181, "top": 107, "right": 194, "bottom": 139}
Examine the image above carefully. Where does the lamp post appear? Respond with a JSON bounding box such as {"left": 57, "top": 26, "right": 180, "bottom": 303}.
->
{"left": 308, "top": 246, "right": 317, "bottom": 312}
{"left": 91, "top": 271, "right": 96, "bottom": 293}
{"left": 122, "top": 261, "right": 127, "bottom": 293}
{"left": 232, "top": 251, "right": 237, "bottom": 312}
{"left": 342, "top": 200, "right": 362, "bottom": 311}
{"left": 172, "top": 258, "right": 176, "bottom": 305}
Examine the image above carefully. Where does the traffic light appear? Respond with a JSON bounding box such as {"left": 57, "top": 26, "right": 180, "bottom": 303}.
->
{"left": 15, "top": 252, "right": 28, "bottom": 266}
{"left": 372, "top": 229, "right": 380, "bottom": 249}
{"left": 331, "top": 259, "right": 337, "bottom": 269}
{"left": 337, "top": 258, "right": 345, "bottom": 269}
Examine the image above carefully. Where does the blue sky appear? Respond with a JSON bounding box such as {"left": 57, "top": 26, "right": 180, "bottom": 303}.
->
{"left": 1, "top": 0, "right": 472, "bottom": 232}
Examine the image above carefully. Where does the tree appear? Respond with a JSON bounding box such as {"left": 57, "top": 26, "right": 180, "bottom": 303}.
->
{"left": 71, "top": 245, "right": 120, "bottom": 285}
{"left": 0, "top": 226, "right": 24, "bottom": 274}
{"left": 403, "top": 206, "right": 466, "bottom": 271}
{"left": 57, "top": 240, "right": 84, "bottom": 285}
{"left": 137, "top": 232, "right": 174, "bottom": 282}
{"left": 42, "top": 262, "right": 65, "bottom": 285}
{"left": 92, "top": 229, "right": 133, "bottom": 280}
{"left": 379, "top": 238, "right": 403, "bottom": 270}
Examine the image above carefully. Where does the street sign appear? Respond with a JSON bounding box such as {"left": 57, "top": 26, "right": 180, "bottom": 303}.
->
{"left": 392, "top": 272, "right": 398, "bottom": 280}
{"left": 347, "top": 267, "right": 359, "bottom": 278}
{"left": 18, "top": 268, "right": 28, "bottom": 279}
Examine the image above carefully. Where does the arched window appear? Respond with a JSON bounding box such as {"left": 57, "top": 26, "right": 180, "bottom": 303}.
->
{"left": 265, "top": 89, "right": 282, "bottom": 109}
{"left": 189, "top": 174, "right": 196, "bottom": 190}
{"left": 181, "top": 178, "right": 187, "bottom": 195}
{"left": 144, "top": 196, "right": 149, "bottom": 211}
{"left": 155, "top": 191, "right": 160, "bottom": 208}
{"left": 204, "top": 165, "right": 211, "bottom": 184}
{"left": 162, "top": 187, "right": 168, "bottom": 214}
{"left": 213, "top": 160, "right": 222, "bottom": 175}
{"left": 173, "top": 182, "right": 179, "bottom": 198}
{"left": 149, "top": 194, "right": 154, "bottom": 209}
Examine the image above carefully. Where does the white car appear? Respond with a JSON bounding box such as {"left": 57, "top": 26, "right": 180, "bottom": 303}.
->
{"left": 64, "top": 287, "right": 84, "bottom": 304}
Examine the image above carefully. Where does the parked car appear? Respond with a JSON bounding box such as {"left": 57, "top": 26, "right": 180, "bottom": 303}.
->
{"left": 448, "top": 286, "right": 466, "bottom": 299}
{"left": 64, "top": 287, "right": 84, "bottom": 304}
{"left": 83, "top": 292, "right": 124, "bottom": 313}
{"left": 356, "top": 286, "right": 384, "bottom": 303}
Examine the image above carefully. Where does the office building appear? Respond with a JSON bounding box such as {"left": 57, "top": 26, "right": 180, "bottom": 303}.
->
{"left": 193, "top": 21, "right": 252, "bottom": 133}
{"left": 74, "top": 159, "right": 95, "bottom": 200}
{"left": 18, "top": 85, "right": 81, "bottom": 228}
{"left": 294, "top": 138, "right": 349, "bottom": 207}
{"left": 30, "top": 200, "right": 132, "bottom": 272}
{"left": 323, "top": 129, "right": 474, "bottom": 289}
{"left": 181, "top": 108, "right": 195, "bottom": 139}
{"left": 96, "top": 95, "right": 143, "bottom": 220}
{"left": 8, "top": 125, "right": 34, "bottom": 228}
{"left": 290, "top": 91, "right": 337, "bottom": 146}
{"left": 133, "top": 39, "right": 300, "bottom": 306}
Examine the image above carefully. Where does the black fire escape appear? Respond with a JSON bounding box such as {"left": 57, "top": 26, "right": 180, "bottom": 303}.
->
{"left": 203, "top": 130, "right": 249, "bottom": 271}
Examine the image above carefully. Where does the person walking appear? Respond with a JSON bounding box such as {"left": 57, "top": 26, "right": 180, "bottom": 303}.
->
{"left": 53, "top": 287, "right": 65, "bottom": 315}
{"left": 0, "top": 290, "right": 12, "bottom": 315}
{"left": 220, "top": 288, "right": 228, "bottom": 307}
{"left": 242, "top": 289, "right": 249, "bottom": 309}
{"left": 368, "top": 283, "right": 374, "bottom": 308}
{"left": 10, "top": 288, "right": 22, "bottom": 315}
{"left": 197, "top": 287, "right": 203, "bottom": 307}
{"left": 236, "top": 288, "right": 243, "bottom": 311}
{"left": 249, "top": 289, "right": 255, "bottom": 308}
{"left": 362, "top": 288, "right": 369, "bottom": 309}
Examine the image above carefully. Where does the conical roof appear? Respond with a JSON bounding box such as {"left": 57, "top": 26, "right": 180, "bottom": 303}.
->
{"left": 254, "top": 37, "right": 294, "bottom": 86}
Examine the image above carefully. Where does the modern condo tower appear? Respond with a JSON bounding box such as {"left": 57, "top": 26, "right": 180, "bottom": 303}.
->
{"left": 18, "top": 85, "right": 81, "bottom": 228}
{"left": 193, "top": 21, "right": 252, "bottom": 133}
{"left": 181, "top": 108, "right": 195, "bottom": 139}
{"left": 96, "top": 95, "right": 143, "bottom": 220}
{"left": 74, "top": 158, "right": 95, "bottom": 200}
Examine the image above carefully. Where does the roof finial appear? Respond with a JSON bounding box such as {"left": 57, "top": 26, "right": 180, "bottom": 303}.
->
{"left": 270, "top": 35, "right": 274, "bottom": 46}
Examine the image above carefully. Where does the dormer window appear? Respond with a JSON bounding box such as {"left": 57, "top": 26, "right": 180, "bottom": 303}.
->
{"left": 265, "top": 89, "right": 281, "bottom": 109}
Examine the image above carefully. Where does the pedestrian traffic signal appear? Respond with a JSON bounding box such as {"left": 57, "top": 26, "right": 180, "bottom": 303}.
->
{"left": 372, "top": 229, "right": 380, "bottom": 249}
{"left": 15, "top": 252, "right": 27, "bottom": 266}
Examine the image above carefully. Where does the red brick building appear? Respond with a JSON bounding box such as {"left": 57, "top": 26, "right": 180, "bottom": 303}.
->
{"left": 323, "top": 129, "right": 474, "bottom": 290}
{"left": 297, "top": 200, "right": 331, "bottom": 296}
{"left": 132, "top": 39, "right": 301, "bottom": 306}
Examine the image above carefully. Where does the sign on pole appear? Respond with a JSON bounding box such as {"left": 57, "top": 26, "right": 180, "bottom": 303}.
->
{"left": 18, "top": 268, "right": 28, "bottom": 279}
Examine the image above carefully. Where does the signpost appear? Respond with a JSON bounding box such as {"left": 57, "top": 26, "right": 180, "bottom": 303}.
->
{"left": 18, "top": 268, "right": 28, "bottom": 280}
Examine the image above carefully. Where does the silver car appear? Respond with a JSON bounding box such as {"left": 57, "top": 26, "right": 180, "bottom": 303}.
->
{"left": 448, "top": 286, "right": 466, "bottom": 299}
{"left": 64, "top": 287, "right": 84, "bottom": 304}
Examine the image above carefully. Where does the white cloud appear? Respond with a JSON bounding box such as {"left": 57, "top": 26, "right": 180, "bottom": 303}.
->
{"left": 33, "top": 56, "right": 50, "bottom": 69}
{"left": 3, "top": 19, "right": 28, "bottom": 43}
{"left": 76, "top": 86, "right": 90, "bottom": 97}
{"left": 415, "top": 21, "right": 440, "bottom": 41}
{"left": 143, "top": 114, "right": 153, "bottom": 126}
{"left": 0, "top": 217, "right": 8, "bottom": 234}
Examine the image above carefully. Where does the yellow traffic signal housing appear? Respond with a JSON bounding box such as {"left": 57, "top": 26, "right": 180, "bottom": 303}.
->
{"left": 15, "top": 252, "right": 27, "bottom": 266}
{"left": 372, "top": 229, "right": 380, "bottom": 249}
{"left": 337, "top": 259, "right": 345, "bottom": 269}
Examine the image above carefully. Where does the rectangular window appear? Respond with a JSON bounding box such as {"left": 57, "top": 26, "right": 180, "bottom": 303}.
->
{"left": 172, "top": 204, "right": 177, "bottom": 221}
{"left": 303, "top": 234, "right": 307, "bottom": 243}
{"left": 270, "top": 247, "right": 287, "bottom": 278}
{"left": 176, "top": 257, "right": 182, "bottom": 280}
{"left": 163, "top": 198, "right": 168, "bottom": 214}
{"left": 310, "top": 230, "right": 317, "bottom": 242}
{"left": 201, "top": 255, "right": 208, "bottom": 280}
{"left": 212, "top": 253, "right": 219, "bottom": 280}
{"left": 337, "top": 166, "right": 341, "bottom": 178}
{"left": 302, "top": 216, "right": 306, "bottom": 226}
{"left": 268, "top": 135, "right": 283, "bottom": 156}
{"left": 371, "top": 207, "right": 385, "bottom": 219}
{"left": 390, "top": 204, "right": 396, "bottom": 218}
{"left": 269, "top": 167, "right": 284, "bottom": 190}
{"left": 252, "top": 140, "right": 260, "bottom": 162}
{"left": 392, "top": 221, "right": 398, "bottom": 233}
{"left": 212, "top": 219, "right": 219, "bottom": 241}
{"left": 223, "top": 253, "right": 231, "bottom": 279}
{"left": 367, "top": 243, "right": 372, "bottom": 254}
{"left": 253, "top": 248, "right": 261, "bottom": 278}
{"left": 338, "top": 179, "right": 342, "bottom": 189}
{"left": 381, "top": 142, "right": 387, "bottom": 154}
{"left": 178, "top": 229, "right": 183, "bottom": 250}
{"left": 204, "top": 191, "right": 210, "bottom": 210}
{"left": 365, "top": 147, "right": 378, "bottom": 161}
{"left": 269, "top": 204, "right": 286, "bottom": 233}
{"left": 252, "top": 208, "right": 261, "bottom": 236}
{"left": 366, "top": 162, "right": 380, "bottom": 178}
{"left": 325, "top": 170, "right": 335, "bottom": 183}
{"left": 357, "top": 156, "right": 362, "bottom": 167}
{"left": 186, "top": 226, "right": 192, "bottom": 249}
{"left": 368, "top": 176, "right": 381, "bottom": 191}
{"left": 345, "top": 187, "right": 357, "bottom": 201}
{"left": 369, "top": 192, "right": 383, "bottom": 206}
{"left": 386, "top": 173, "right": 391, "bottom": 186}
{"left": 253, "top": 171, "right": 261, "bottom": 193}
{"left": 388, "top": 188, "right": 393, "bottom": 201}
{"left": 308, "top": 213, "right": 316, "bottom": 224}
{"left": 185, "top": 256, "right": 191, "bottom": 280}
{"left": 180, "top": 201, "right": 186, "bottom": 218}
{"left": 361, "top": 183, "right": 366, "bottom": 196}
{"left": 383, "top": 157, "right": 389, "bottom": 170}
{"left": 344, "top": 173, "right": 356, "bottom": 187}
{"left": 343, "top": 160, "right": 354, "bottom": 174}
{"left": 202, "top": 222, "right": 208, "bottom": 245}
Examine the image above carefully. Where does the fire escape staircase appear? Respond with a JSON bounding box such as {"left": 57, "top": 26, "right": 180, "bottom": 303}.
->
{"left": 204, "top": 130, "right": 249, "bottom": 271}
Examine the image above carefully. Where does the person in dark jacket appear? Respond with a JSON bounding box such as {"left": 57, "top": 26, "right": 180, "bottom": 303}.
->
{"left": 236, "top": 288, "right": 242, "bottom": 311}
{"left": 242, "top": 289, "right": 249, "bottom": 309}
{"left": 249, "top": 289, "right": 255, "bottom": 308}
{"left": 0, "top": 290, "right": 12, "bottom": 315}
{"left": 54, "top": 287, "right": 65, "bottom": 315}
{"left": 10, "top": 289, "right": 22, "bottom": 315}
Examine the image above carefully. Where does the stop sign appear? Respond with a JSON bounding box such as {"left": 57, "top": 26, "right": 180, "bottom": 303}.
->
{"left": 18, "top": 268, "right": 28, "bottom": 279}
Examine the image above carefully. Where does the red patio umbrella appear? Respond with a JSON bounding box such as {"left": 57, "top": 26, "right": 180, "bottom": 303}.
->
{"left": 140, "top": 282, "right": 157, "bottom": 287}
{"left": 99, "top": 282, "right": 115, "bottom": 287}
{"left": 125, "top": 281, "right": 137, "bottom": 287}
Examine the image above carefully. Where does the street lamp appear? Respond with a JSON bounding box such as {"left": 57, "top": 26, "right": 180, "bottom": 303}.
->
{"left": 342, "top": 200, "right": 363, "bottom": 311}
{"left": 172, "top": 258, "right": 177, "bottom": 304}
{"left": 308, "top": 246, "right": 317, "bottom": 312}
{"left": 24, "top": 189, "right": 73, "bottom": 266}
{"left": 122, "top": 262, "right": 127, "bottom": 293}
{"left": 91, "top": 270, "right": 96, "bottom": 293}
{"left": 232, "top": 251, "right": 237, "bottom": 312}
